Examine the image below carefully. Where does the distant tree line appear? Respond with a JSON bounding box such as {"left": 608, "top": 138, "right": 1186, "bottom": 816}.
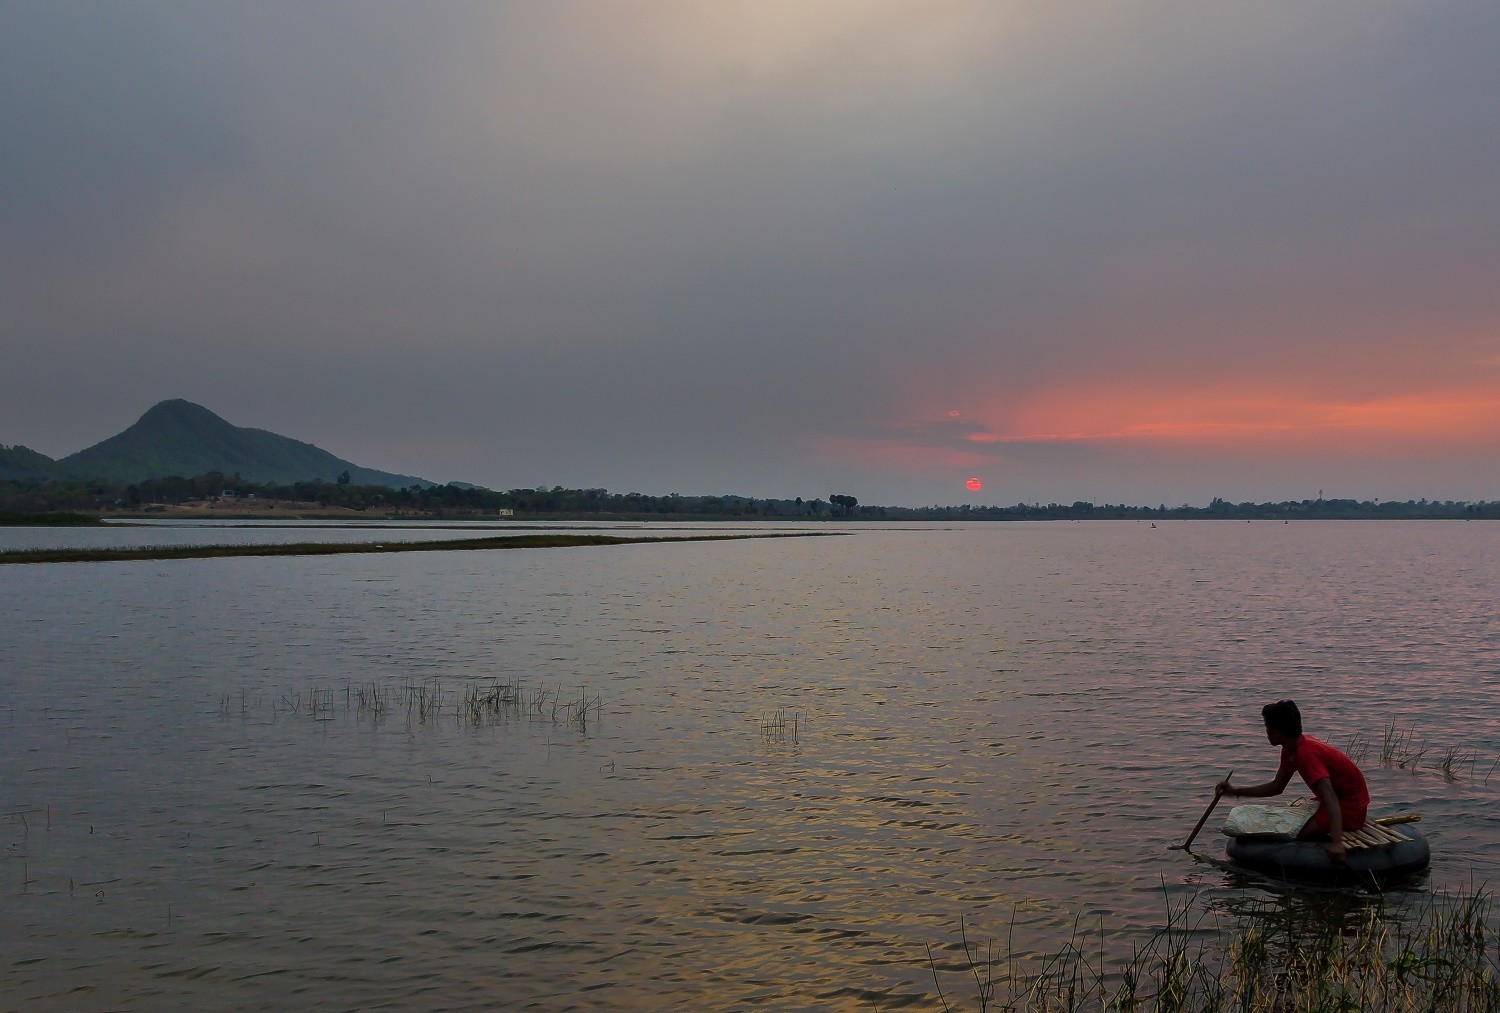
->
{"left": 864, "top": 496, "right": 1495, "bottom": 520}
{"left": 0, "top": 472, "right": 1493, "bottom": 520}
{"left": 0, "top": 473, "right": 862, "bottom": 518}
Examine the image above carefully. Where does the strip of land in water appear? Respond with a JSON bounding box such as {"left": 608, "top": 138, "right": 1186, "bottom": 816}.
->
{"left": 0, "top": 510, "right": 101, "bottom": 526}
{"left": 0, "top": 531, "right": 841, "bottom": 565}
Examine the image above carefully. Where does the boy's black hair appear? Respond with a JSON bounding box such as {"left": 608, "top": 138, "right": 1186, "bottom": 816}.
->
{"left": 1262, "top": 699, "right": 1303, "bottom": 738}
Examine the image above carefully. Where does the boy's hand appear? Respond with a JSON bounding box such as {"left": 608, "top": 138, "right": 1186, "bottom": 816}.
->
{"left": 1325, "top": 840, "right": 1347, "bottom": 862}
{"left": 1215, "top": 779, "right": 1233, "bottom": 797}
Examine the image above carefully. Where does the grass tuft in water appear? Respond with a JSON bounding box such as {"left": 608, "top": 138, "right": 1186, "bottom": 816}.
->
{"left": 216, "top": 678, "right": 599, "bottom": 732}
{"left": 1342, "top": 731, "right": 1369, "bottom": 765}
{"left": 1433, "top": 745, "right": 1477, "bottom": 782}
{"left": 1364, "top": 720, "right": 1495, "bottom": 783}
{"left": 1380, "top": 720, "right": 1428, "bottom": 769}
{"left": 458, "top": 679, "right": 523, "bottom": 723}
{"left": 761, "top": 707, "right": 799, "bottom": 745}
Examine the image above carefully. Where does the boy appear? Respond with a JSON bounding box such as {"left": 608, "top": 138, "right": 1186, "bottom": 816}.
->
{"left": 1217, "top": 699, "right": 1369, "bottom": 861}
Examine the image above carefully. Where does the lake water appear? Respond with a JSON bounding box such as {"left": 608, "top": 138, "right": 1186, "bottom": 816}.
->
{"left": 2, "top": 520, "right": 1497, "bottom": 1009}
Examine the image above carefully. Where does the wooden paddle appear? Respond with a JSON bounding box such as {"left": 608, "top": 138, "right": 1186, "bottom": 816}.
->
{"left": 1171, "top": 770, "right": 1233, "bottom": 851}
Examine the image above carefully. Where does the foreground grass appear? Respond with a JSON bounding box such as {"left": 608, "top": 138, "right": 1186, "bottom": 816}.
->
{"left": 928, "top": 888, "right": 1499, "bottom": 1012}
{"left": 0, "top": 530, "right": 837, "bottom": 565}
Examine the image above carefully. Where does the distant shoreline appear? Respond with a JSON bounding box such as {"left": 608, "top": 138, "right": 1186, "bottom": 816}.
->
{"left": 105, "top": 509, "right": 1500, "bottom": 523}
{"left": 4, "top": 498, "right": 1498, "bottom": 526}
{"left": 0, "top": 531, "right": 841, "bottom": 565}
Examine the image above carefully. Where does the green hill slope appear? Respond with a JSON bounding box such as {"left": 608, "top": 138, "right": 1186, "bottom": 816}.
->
{"left": 56, "top": 400, "right": 432, "bottom": 487}
{"left": 0, "top": 445, "right": 61, "bottom": 482}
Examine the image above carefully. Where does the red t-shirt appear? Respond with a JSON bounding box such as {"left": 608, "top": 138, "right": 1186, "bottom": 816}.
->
{"left": 1279, "top": 734, "right": 1369, "bottom": 827}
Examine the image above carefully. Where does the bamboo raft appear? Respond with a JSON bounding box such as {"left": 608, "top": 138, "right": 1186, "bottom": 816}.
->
{"left": 1340, "top": 814, "right": 1420, "bottom": 850}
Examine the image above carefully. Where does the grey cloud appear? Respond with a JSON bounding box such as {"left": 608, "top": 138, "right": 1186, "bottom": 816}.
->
{"left": 0, "top": 4, "right": 247, "bottom": 265}
{"left": 4, "top": 2, "right": 1499, "bottom": 503}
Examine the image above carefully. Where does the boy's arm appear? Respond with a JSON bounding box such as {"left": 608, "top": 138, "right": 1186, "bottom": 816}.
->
{"left": 1312, "top": 777, "right": 1346, "bottom": 860}
{"left": 1218, "top": 766, "right": 1294, "bottom": 799}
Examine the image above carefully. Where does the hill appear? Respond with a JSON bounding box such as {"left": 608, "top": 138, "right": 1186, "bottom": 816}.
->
{"left": 0, "top": 444, "right": 61, "bottom": 482}
{"left": 53, "top": 400, "right": 432, "bottom": 488}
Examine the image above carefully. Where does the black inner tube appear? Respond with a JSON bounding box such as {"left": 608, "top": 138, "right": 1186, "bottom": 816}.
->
{"left": 1225, "top": 828, "right": 1430, "bottom": 885}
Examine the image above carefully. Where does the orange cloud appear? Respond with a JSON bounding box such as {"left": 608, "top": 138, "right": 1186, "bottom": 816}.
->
{"left": 824, "top": 378, "right": 1500, "bottom": 476}
{"left": 979, "top": 381, "right": 1500, "bottom": 451}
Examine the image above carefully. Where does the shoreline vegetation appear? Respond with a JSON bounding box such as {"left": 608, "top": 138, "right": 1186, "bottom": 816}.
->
{"left": 926, "top": 887, "right": 1499, "bottom": 1012}
{"left": 0, "top": 531, "right": 837, "bottom": 565}
{"left": 1, "top": 473, "right": 1497, "bottom": 524}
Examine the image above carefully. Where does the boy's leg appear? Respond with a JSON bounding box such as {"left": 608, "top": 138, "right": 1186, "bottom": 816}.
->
{"left": 1296, "top": 808, "right": 1330, "bottom": 841}
{"left": 1342, "top": 802, "right": 1368, "bottom": 832}
{"left": 1298, "top": 802, "right": 1365, "bottom": 838}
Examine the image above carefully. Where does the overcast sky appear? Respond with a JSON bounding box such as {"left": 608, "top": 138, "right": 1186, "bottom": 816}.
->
{"left": 3, "top": 2, "right": 1498, "bottom": 506}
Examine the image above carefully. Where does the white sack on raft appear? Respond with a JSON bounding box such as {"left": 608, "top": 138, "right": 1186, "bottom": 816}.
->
{"left": 1221, "top": 804, "right": 1309, "bottom": 839}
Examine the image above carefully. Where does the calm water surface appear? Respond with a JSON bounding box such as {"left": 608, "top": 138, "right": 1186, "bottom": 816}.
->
{"left": 2, "top": 521, "right": 1497, "bottom": 1009}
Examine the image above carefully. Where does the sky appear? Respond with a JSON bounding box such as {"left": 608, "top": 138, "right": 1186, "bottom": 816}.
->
{"left": 3, "top": 2, "right": 1498, "bottom": 507}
